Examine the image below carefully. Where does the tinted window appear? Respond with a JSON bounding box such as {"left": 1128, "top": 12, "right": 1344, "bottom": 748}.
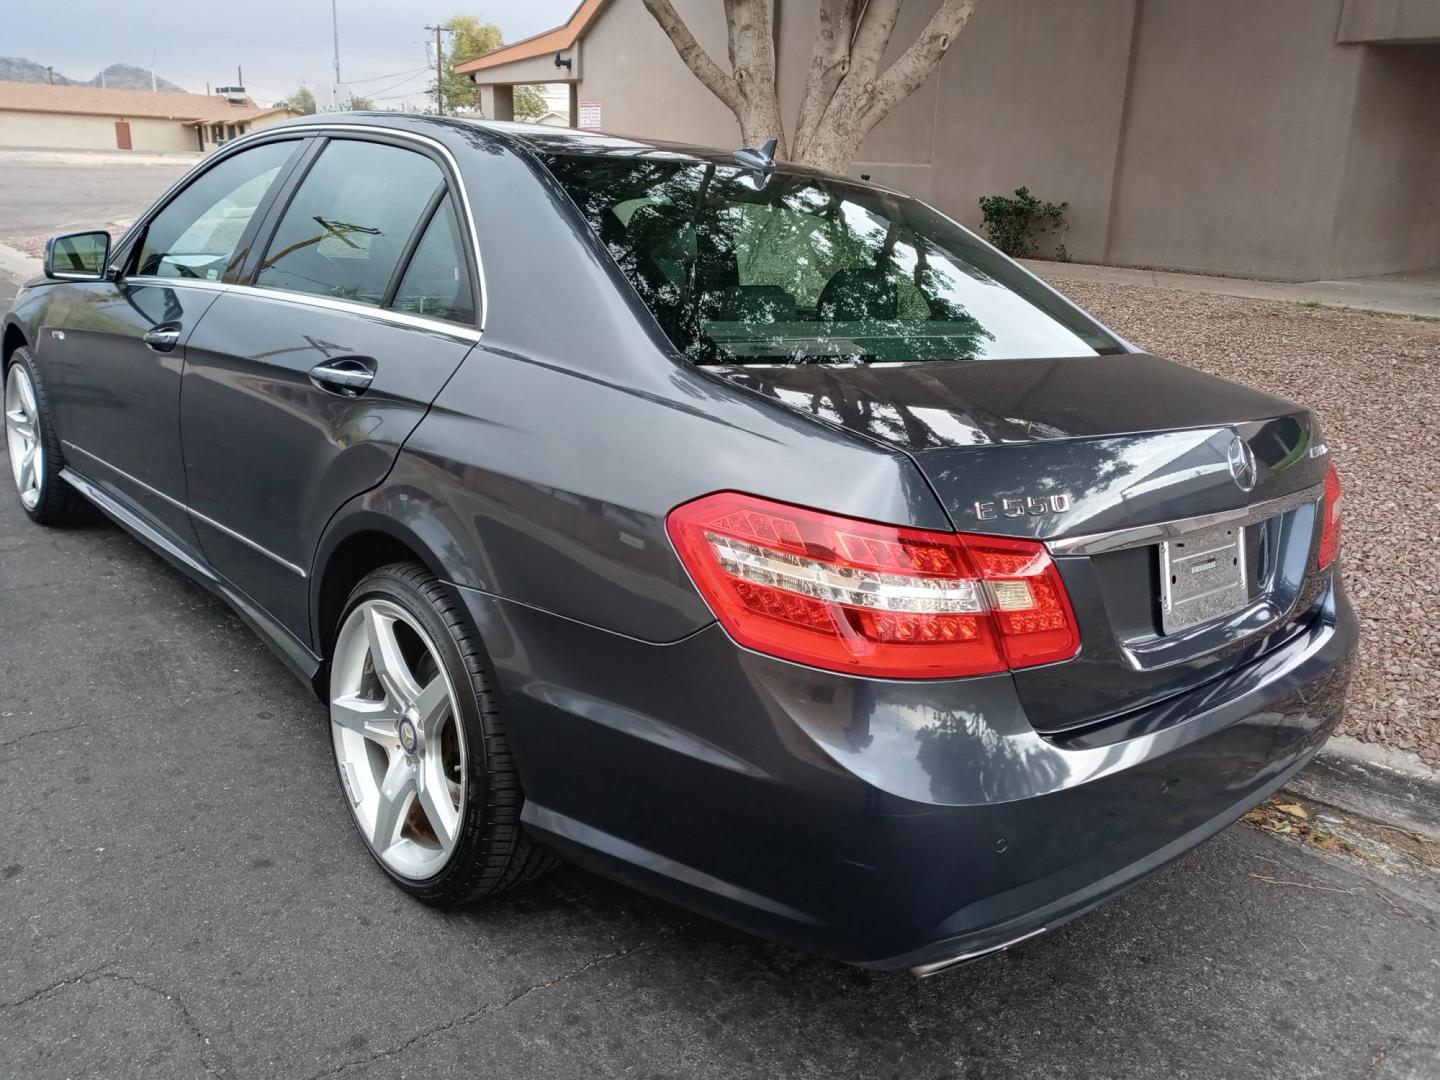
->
{"left": 256, "top": 140, "right": 443, "bottom": 306}
{"left": 136, "top": 140, "right": 296, "bottom": 280}
{"left": 544, "top": 154, "right": 1122, "bottom": 365}
{"left": 390, "top": 194, "right": 475, "bottom": 326}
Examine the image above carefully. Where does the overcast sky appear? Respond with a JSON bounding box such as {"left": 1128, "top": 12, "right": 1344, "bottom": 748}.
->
{"left": 5, "top": 0, "right": 578, "bottom": 108}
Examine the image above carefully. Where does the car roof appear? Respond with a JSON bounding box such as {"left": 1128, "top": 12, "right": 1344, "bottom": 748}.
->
{"left": 266, "top": 111, "right": 878, "bottom": 187}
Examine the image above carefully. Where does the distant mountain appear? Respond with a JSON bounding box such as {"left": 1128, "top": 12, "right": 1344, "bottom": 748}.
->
{"left": 0, "top": 57, "right": 186, "bottom": 93}
{"left": 88, "top": 63, "right": 186, "bottom": 93}
{"left": 0, "top": 57, "right": 76, "bottom": 84}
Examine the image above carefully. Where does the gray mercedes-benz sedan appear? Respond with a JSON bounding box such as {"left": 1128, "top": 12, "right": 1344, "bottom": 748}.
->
{"left": 1, "top": 114, "right": 1354, "bottom": 975}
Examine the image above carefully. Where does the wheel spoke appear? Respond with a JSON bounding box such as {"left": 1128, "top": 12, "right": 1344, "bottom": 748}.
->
{"left": 416, "top": 754, "right": 458, "bottom": 850}
{"left": 17, "top": 453, "right": 36, "bottom": 494}
{"left": 15, "top": 376, "right": 36, "bottom": 417}
{"left": 372, "top": 754, "right": 416, "bottom": 850}
{"left": 332, "top": 693, "right": 400, "bottom": 745}
{"left": 13, "top": 418, "right": 34, "bottom": 441}
{"left": 414, "top": 675, "right": 450, "bottom": 728}
{"left": 365, "top": 607, "right": 421, "bottom": 707}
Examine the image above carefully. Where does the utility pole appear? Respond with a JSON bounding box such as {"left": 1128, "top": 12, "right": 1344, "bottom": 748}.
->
{"left": 332, "top": 0, "right": 342, "bottom": 85}
{"left": 425, "top": 24, "right": 452, "bottom": 115}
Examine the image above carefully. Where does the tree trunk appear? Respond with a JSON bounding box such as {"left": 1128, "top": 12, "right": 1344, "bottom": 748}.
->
{"left": 643, "top": 0, "right": 982, "bottom": 173}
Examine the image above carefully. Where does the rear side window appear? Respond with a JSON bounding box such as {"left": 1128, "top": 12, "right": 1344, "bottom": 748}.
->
{"left": 391, "top": 194, "right": 476, "bottom": 326}
{"left": 256, "top": 140, "right": 443, "bottom": 307}
{"left": 543, "top": 154, "right": 1122, "bottom": 365}
{"left": 136, "top": 140, "right": 296, "bottom": 281}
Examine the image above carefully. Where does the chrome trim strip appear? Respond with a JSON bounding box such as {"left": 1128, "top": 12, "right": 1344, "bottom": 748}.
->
{"left": 225, "top": 283, "right": 483, "bottom": 342}
{"left": 122, "top": 275, "right": 229, "bottom": 294}
{"left": 118, "top": 276, "right": 481, "bottom": 342}
{"left": 109, "top": 123, "right": 487, "bottom": 332}
{"left": 61, "top": 440, "right": 307, "bottom": 578}
{"left": 1047, "top": 483, "right": 1325, "bottom": 557}
{"left": 164, "top": 122, "right": 487, "bottom": 332}
{"left": 910, "top": 927, "right": 1047, "bottom": 978}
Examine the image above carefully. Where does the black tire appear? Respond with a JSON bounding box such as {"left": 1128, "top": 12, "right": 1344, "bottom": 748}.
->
{"left": 333, "top": 562, "right": 556, "bottom": 905}
{"left": 3, "top": 345, "right": 90, "bottom": 526}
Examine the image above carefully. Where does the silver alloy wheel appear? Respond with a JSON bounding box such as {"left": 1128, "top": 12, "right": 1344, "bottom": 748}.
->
{"left": 4, "top": 363, "right": 43, "bottom": 510}
{"left": 330, "top": 598, "right": 466, "bottom": 881}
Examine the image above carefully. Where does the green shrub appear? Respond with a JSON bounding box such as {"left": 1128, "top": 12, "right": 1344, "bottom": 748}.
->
{"left": 978, "top": 187, "right": 1069, "bottom": 259}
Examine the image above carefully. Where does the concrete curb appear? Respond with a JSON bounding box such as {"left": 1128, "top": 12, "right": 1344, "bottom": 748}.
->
{"left": 0, "top": 241, "right": 41, "bottom": 285}
{"left": 1287, "top": 736, "right": 1440, "bottom": 838}
{"left": 1023, "top": 258, "right": 1440, "bottom": 321}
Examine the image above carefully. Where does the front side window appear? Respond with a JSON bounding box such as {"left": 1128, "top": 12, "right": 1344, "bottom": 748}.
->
{"left": 391, "top": 194, "right": 476, "bottom": 326}
{"left": 544, "top": 154, "right": 1122, "bottom": 365}
{"left": 256, "top": 140, "right": 443, "bottom": 307}
{"left": 135, "top": 140, "right": 296, "bottom": 281}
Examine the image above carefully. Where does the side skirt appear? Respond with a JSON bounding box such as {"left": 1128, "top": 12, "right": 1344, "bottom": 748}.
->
{"left": 60, "top": 466, "right": 323, "bottom": 689}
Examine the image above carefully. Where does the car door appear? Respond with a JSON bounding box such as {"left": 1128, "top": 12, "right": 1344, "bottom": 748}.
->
{"left": 45, "top": 138, "right": 306, "bottom": 543}
{"left": 179, "top": 133, "right": 481, "bottom": 639}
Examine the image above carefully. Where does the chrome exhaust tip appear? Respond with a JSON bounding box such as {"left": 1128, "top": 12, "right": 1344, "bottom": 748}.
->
{"left": 908, "top": 926, "right": 1047, "bottom": 979}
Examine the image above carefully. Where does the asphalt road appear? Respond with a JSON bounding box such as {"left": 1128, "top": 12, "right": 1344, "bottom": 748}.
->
{"left": 0, "top": 453, "right": 1436, "bottom": 1080}
{"left": 0, "top": 147, "right": 194, "bottom": 236}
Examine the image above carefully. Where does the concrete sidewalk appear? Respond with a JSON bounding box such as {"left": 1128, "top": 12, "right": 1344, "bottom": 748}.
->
{"left": 1024, "top": 258, "right": 1440, "bottom": 320}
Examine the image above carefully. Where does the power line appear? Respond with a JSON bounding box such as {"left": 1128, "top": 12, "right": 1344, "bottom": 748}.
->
{"left": 347, "top": 64, "right": 431, "bottom": 85}
{"left": 363, "top": 68, "right": 433, "bottom": 98}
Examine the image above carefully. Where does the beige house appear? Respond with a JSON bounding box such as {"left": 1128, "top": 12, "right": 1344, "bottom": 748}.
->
{"left": 458, "top": 0, "right": 1440, "bottom": 282}
{"left": 0, "top": 82, "right": 299, "bottom": 154}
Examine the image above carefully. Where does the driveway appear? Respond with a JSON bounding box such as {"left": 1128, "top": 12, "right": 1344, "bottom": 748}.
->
{"left": 0, "top": 452, "right": 1438, "bottom": 1080}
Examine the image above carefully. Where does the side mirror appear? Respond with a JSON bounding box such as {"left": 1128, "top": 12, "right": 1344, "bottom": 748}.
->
{"left": 44, "top": 230, "right": 112, "bottom": 281}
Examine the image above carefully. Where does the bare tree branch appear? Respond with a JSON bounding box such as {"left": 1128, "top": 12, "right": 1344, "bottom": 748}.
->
{"left": 793, "top": 0, "right": 860, "bottom": 161}
{"left": 640, "top": 0, "right": 743, "bottom": 115}
{"left": 722, "top": 0, "right": 787, "bottom": 153}
{"left": 865, "top": 0, "right": 980, "bottom": 129}
{"left": 849, "top": 0, "right": 904, "bottom": 82}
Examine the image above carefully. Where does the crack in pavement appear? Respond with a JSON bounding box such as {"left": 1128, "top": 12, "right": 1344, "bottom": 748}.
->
{"left": 0, "top": 720, "right": 89, "bottom": 749}
{"left": 299, "top": 939, "right": 656, "bottom": 1080}
{"left": 0, "top": 967, "right": 231, "bottom": 1079}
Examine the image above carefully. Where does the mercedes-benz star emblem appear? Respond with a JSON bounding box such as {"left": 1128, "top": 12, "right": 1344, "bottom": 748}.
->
{"left": 398, "top": 717, "right": 419, "bottom": 755}
{"left": 1227, "top": 435, "right": 1257, "bottom": 493}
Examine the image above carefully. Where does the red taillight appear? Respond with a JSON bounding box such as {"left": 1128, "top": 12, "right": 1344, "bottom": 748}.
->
{"left": 667, "top": 492, "right": 1080, "bottom": 679}
{"left": 1317, "top": 462, "right": 1343, "bottom": 569}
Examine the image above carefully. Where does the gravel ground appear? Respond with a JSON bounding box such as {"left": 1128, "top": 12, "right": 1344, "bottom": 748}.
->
{"left": 1053, "top": 279, "right": 1440, "bottom": 766}
{"left": 2, "top": 226, "right": 126, "bottom": 260}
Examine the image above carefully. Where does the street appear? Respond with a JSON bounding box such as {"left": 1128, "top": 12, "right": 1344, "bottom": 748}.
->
{"left": 0, "top": 148, "right": 194, "bottom": 239}
{"left": 1, "top": 146, "right": 1438, "bottom": 1080}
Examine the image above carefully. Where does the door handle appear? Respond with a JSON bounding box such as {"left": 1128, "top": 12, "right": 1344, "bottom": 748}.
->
{"left": 143, "top": 325, "right": 182, "bottom": 353}
{"left": 308, "top": 357, "right": 376, "bottom": 398}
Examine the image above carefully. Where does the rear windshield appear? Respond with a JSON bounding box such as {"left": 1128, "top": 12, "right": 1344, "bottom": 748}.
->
{"left": 543, "top": 153, "right": 1123, "bottom": 366}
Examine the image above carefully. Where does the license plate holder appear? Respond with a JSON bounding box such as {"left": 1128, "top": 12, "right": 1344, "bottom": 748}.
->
{"left": 1159, "top": 524, "right": 1248, "bottom": 634}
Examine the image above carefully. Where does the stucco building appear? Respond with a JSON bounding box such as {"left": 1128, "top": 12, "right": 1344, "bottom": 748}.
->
{"left": 0, "top": 83, "right": 299, "bottom": 154}
{"left": 458, "top": 0, "right": 1440, "bottom": 282}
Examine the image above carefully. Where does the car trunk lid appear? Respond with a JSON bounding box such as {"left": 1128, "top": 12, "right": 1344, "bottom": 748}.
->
{"left": 716, "top": 354, "right": 1332, "bottom": 731}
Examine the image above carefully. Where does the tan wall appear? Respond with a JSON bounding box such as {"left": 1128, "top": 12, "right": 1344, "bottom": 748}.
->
{"left": 1105, "top": 0, "right": 1364, "bottom": 280}
{"left": 0, "top": 110, "right": 196, "bottom": 152}
{"left": 489, "top": 0, "right": 1440, "bottom": 280}
{"left": 575, "top": 0, "right": 738, "bottom": 144}
{"left": 1329, "top": 45, "right": 1440, "bottom": 276}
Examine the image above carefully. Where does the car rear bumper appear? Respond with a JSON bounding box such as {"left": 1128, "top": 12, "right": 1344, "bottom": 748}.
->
{"left": 456, "top": 576, "right": 1357, "bottom": 972}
